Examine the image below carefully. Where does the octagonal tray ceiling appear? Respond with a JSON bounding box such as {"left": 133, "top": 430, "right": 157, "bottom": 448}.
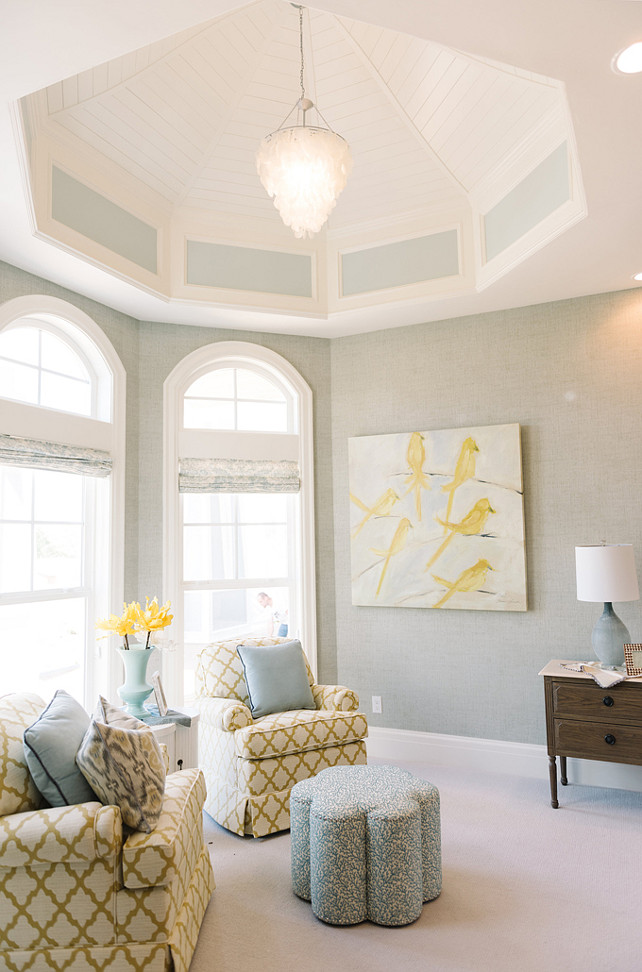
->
{"left": 17, "top": 0, "right": 585, "bottom": 321}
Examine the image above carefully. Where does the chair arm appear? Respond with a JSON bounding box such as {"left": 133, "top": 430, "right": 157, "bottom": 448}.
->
{"left": 0, "top": 802, "right": 122, "bottom": 869}
{"left": 312, "top": 684, "right": 360, "bottom": 711}
{"left": 197, "top": 695, "right": 253, "bottom": 731}
{"left": 122, "top": 768, "right": 207, "bottom": 890}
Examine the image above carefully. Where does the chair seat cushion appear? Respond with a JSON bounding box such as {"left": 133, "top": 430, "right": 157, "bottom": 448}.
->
{"left": 235, "top": 709, "right": 368, "bottom": 760}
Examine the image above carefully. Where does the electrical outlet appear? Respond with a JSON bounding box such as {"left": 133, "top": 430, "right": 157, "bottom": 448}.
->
{"left": 372, "top": 695, "right": 382, "bottom": 714}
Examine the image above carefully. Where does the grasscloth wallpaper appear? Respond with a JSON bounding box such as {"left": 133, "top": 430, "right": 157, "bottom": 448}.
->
{"left": 2, "top": 259, "right": 642, "bottom": 745}
{"left": 331, "top": 289, "right": 642, "bottom": 744}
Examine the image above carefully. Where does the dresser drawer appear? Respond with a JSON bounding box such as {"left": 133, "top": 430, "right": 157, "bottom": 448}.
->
{"left": 551, "top": 679, "right": 642, "bottom": 723}
{"left": 554, "top": 718, "right": 642, "bottom": 763}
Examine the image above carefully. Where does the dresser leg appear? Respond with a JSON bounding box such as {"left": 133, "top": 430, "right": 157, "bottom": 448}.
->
{"left": 560, "top": 756, "right": 568, "bottom": 786}
{"left": 548, "top": 755, "right": 559, "bottom": 808}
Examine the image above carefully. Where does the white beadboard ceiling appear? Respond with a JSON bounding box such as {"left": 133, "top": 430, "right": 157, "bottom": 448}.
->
{"left": 28, "top": 2, "right": 563, "bottom": 222}
{"left": 1, "top": 0, "right": 641, "bottom": 336}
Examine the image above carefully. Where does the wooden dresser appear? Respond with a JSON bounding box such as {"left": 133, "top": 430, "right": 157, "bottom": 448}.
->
{"left": 539, "top": 659, "right": 642, "bottom": 807}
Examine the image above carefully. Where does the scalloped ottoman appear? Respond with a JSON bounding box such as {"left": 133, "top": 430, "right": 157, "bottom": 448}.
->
{"left": 290, "top": 764, "right": 441, "bottom": 926}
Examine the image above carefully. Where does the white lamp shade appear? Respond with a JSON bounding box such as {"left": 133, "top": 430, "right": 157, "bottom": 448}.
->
{"left": 575, "top": 544, "right": 639, "bottom": 602}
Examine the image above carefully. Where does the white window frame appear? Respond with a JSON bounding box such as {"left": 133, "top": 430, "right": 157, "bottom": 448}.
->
{"left": 164, "top": 341, "right": 317, "bottom": 703}
{"left": 0, "top": 295, "right": 126, "bottom": 707}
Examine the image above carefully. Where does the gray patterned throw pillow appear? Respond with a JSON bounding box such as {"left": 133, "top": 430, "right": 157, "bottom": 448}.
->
{"left": 94, "top": 695, "right": 147, "bottom": 730}
{"left": 76, "top": 720, "right": 165, "bottom": 832}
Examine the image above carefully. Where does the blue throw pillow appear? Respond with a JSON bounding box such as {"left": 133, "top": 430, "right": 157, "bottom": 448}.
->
{"left": 23, "top": 689, "right": 97, "bottom": 806}
{"left": 236, "top": 640, "right": 315, "bottom": 719}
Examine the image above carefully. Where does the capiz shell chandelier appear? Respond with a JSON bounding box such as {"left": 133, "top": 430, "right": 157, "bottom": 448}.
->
{"left": 256, "top": 6, "right": 352, "bottom": 239}
{"left": 257, "top": 123, "right": 351, "bottom": 238}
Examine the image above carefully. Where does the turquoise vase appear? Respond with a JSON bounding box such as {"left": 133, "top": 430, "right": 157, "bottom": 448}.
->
{"left": 117, "top": 646, "right": 157, "bottom": 717}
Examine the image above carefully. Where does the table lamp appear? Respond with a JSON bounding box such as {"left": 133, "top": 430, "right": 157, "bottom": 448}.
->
{"left": 575, "top": 543, "right": 639, "bottom": 669}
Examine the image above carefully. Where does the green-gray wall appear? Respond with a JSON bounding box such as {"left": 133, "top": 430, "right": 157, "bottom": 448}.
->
{"left": 3, "top": 258, "right": 642, "bottom": 746}
{"left": 331, "top": 288, "right": 642, "bottom": 744}
{"left": 0, "top": 261, "right": 336, "bottom": 682}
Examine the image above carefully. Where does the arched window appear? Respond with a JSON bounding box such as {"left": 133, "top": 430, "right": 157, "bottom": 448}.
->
{"left": 0, "top": 296, "right": 125, "bottom": 707}
{"left": 164, "top": 342, "right": 316, "bottom": 703}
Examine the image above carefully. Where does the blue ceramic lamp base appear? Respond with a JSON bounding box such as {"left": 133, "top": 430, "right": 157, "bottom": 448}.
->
{"left": 591, "top": 602, "right": 630, "bottom": 670}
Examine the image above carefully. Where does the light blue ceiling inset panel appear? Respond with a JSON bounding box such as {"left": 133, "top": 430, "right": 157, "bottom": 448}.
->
{"left": 484, "top": 143, "right": 570, "bottom": 263}
{"left": 51, "top": 167, "right": 158, "bottom": 274}
{"left": 341, "top": 230, "right": 459, "bottom": 297}
{"left": 186, "top": 241, "right": 313, "bottom": 298}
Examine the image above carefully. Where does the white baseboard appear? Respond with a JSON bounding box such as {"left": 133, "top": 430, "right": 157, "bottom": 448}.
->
{"left": 367, "top": 725, "right": 642, "bottom": 794}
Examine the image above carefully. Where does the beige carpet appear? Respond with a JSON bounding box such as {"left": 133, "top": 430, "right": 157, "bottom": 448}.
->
{"left": 191, "top": 759, "right": 642, "bottom": 972}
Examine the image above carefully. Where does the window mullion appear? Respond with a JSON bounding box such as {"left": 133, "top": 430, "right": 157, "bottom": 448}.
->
{"left": 234, "top": 494, "right": 240, "bottom": 581}
{"left": 181, "top": 579, "right": 289, "bottom": 591}
{"left": 0, "top": 587, "right": 91, "bottom": 606}
{"left": 233, "top": 368, "right": 238, "bottom": 430}
{"left": 29, "top": 469, "right": 35, "bottom": 592}
{"left": 37, "top": 329, "right": 42, "bottom": 406}
{"left": 83, "top": 477, "right": 94, "bottom": 701}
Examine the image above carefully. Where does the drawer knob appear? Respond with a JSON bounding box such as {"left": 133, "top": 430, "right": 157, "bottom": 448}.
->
{"left": 604, "top": 734, "right": 616, "bottom": 746}
{"left": 602, "top": 696, "right": 614, "bottom": 707}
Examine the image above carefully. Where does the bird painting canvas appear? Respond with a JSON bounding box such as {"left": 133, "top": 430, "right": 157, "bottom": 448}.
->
{"left": 348, "top": 423, "right": 527, "bottom": 611}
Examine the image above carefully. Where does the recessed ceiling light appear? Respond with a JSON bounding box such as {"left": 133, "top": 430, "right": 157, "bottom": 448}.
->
{"left": 612, "top": 42, "right": 642, "bottom": 74}
{"left": 633, "top": 272, "right": 642, "bottom": 282}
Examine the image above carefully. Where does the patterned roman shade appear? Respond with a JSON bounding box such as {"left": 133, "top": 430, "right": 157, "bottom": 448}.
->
{"left": 178, "top": 457, "right": 300, "bottom": 493}
{"left": 0, "top": 433, "right": 112, "bottom": 478}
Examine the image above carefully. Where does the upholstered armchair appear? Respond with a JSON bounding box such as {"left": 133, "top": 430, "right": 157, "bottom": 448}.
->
{"left": 0, "top": 693, "right": 215, "bottom": 972}
{"left": 195, "top": 636, "right": 368, "bottom": 837}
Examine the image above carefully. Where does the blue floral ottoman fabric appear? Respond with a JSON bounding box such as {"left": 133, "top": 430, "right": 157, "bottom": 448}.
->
{"left": 290, "top": 764, "right": 441, "bottom": 926}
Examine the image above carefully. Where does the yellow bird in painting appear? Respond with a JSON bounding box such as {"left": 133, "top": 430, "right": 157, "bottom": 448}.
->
{"left": 371, "top": 517, "right": 412, "bottom": 597}
{"left": 350, "top": 487, "right": 400, "bottom": 537}
{"left": 437, "top": 498, "right": 495, "bottom": 536}
{"left": 424, "top": 499, "right": 495, "bottom": 571}
{"left": 441, "top": 437, "right": 479, "bottom": 527}
{"left": 403, "top": 432, "right": 430, "bottom": 521}
{"left": 432, "top": 558, "right": 493, "bottom": 609}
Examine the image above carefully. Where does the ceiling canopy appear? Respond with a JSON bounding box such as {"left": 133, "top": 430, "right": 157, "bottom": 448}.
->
{"left": 18, "top": 0, "right": 584, "bottom": 326}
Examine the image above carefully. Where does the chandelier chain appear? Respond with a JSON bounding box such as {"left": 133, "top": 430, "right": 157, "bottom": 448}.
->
{"left": 299, "top": 5, "right": 305, "bottom": 102}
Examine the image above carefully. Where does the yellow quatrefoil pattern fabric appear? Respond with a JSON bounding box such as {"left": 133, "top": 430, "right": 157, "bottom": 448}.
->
{"left": 195, "top": 638, "right": 368, "bottom": 837}
{"left": 0, "top": 694, "right": 215, "bottom": 972}
{"left": 235, "top": 708, "right": 369, "bottom": 760}
{"left": 195, "top": 635, "right": 315, "bottom": 704}
{"left": 0, "top": 693, "right": 46, "bottom": 816}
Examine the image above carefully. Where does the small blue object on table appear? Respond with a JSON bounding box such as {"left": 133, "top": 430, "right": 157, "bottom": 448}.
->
{"left": 139, "top": 706, "right": 194, "bottom": 728}
{"left": 290, "top": 764, "right": 441, "bottom": 926}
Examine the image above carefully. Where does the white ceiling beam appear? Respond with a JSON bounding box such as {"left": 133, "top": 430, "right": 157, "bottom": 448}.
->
{"left": 331, "top": 16, "right": 468, "bottom": 196}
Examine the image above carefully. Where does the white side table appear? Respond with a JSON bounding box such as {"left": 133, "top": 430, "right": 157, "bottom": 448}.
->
{"left": 175, "top": 711, "right": 200, "bottom": 770}
{"left": 149, "top": 722, "right": 177, "bottom": 771}
{"left": 142, "top": 709, "right": 200, "bottom": 773}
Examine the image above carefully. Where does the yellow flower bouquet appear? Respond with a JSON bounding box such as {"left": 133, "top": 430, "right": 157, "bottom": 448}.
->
{"left": 96, "top": 597, "right": 173, "bottom": 649}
